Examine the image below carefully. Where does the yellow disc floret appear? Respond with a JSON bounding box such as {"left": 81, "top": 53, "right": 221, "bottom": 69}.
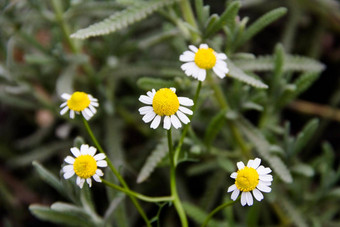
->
{"left": 73, "top": 155, "right": 97, "bottom": 179}
{"left": 235, "top": 167, "right": 259, "bottom": 192}
{"left": 152, "top": 88, "right": 179, "bottom": 116}
{"left": 194, "top": 48, "right": 217, "bottom": 69}
{"left": 67, "top": 92, "right": 91, "bottom": 111}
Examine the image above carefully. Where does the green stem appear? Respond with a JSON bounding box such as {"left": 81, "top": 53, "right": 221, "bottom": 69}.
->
{"left": 201, "top": 199, "right": 238, "bottom": 227}
{"left": 82, "top": 119, "right": 151, "bottom": 227}
{"left": 174, "top": 81, "right": 202, "bottom": 165}
{"left": 102, "top": 179, "right": 173, "bottom": 203}
{"left": 179, "top": 0, "right": 200, "bottom": 42}
{"left": 168, "top": 129, "right": 188, "bottom": 227}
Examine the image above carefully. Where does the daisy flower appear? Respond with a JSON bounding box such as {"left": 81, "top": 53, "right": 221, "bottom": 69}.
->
{"left": 227, "top": 158, "right": 273, "bottom": 206}
{"left": 62, "top": 144, "right": 107, "bottom": 188}
{"left": 179, "top": 44, "right": 229, "bottom": 81}
{"left": 60, "top": 91, "right": 99, "bottom": 120}
{"left": 138, "top": 87, "right": 194, "bottom": 130}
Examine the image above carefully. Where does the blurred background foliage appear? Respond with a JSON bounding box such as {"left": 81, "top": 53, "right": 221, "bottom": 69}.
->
{"left": 0, "top": 0, "right": 340, "bottom": 226}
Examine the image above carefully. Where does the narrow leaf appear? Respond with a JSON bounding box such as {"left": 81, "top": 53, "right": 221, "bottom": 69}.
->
{"left": 227, "top": 60, "right": 268, "bottom": 88}
{"left": 183, "top": 202, "right": 221, "bottom": 226}
{"left": 238, "top": 7, "right": 287, "bottom": 47}
{"left": 204, "top": 108, "right": 227, "bottom": 147}
{"left": 292, "top": 119, "right": 319, "bottom": 156}
{"left": 71, "top": 0, "right": 180, "bottom": 39}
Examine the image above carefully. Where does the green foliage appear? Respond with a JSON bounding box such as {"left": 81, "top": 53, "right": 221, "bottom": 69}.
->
{"left": 70, "top": 0, "right": 180, "bottom": 39}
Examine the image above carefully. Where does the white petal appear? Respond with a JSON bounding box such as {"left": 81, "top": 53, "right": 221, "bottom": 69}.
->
{"left": 256, "top": 183, "right": 272, "bottom": 193}
{"left": 139, "top": 106, "right": 153, "bottom": 115}
{"left": 142, "top": 111, "right": 156, "bottom": 123}
{"left": 199, "top": 43, "right": 209, "bottom": 49}
{"left": 96, "top": 169, "right": 104, "bottom": 176}
{"left": 257, "top": 166, "right": 272, "bottom": 175}
{"left": 163, "top": 116, "right": 171, "bottom": 130}
{"left": 80, "top": 144, "right": 89, "bottom": 155}
{"left": 82, "top": 111, "right": 91, "bottom": 120}
{"left": 139, "top": 95, "right": 153, "bottom": 105}
{"left": 197, "top": 68, "right": 206, "bottom": 81}
{"left": 84, "top": 108, "right": 94, "bottom": 117}
{"left": 88, "top": 146, "right": 97, "bottom": 156}
{"left": 190, "top": 63, "right": 201, "bottom": 79}
{"left": 61, "top": 93, "right": 71, "bottom": 100}
{"left": 227, "top": 184, "right": 236, "bottom": 192}
{"left": 70, "top": 110, "right": 75, "bottom": 119}
{"left": 181, "top": 62, "right": 196, "bottom": 76}
{"left": 179, "top": 106, "right": 193, "bottom": 115}
{"left": 247, "top": 159, "right": 254, "bottom": 167}
{"left": 60, "top": 106, "right": 69, "bottom": 115}
{"left": 245, "top": 191, "right": 253, "bottom": 206}
{"left": 252, "top": 158, "right": 261, "bottom": 169}
{"left": 231, "top": 188, "right": 240, "bottom": 201}
{"left": 215, "top": 60, "right": 229, "bottom": 73}
{"left": 179, "top": 51, "right": 195, "bottom": 62}
{"left": 88, "top": 104, "right": 97, "bottom": 114}
{"left": 252, "top": 188, "right": 264, "bottom": 201}
{"left": 241, "top": 192, "right": 247, "bottom": 206}
{"left": 62, "top": 165, "right": 74, "bottom": 173}
{"left": 150, "top": 115, "right": 161, "bottom": 129}
{"left": 259, "top": 180, "right": 272, "bottom": 186}
{"left": 217, "top": 53, "right": 227, "bottom": 60}
{"left": 70, "top": 147, "right": 81, "bottom": 157}
{"left": 63, "top": 170, "right": 75, "bottom": 179}
{"left": 64, "top": 156, "right": 75, "bottom": 164}
{"left": 188, "top": 45, "right": 198, "bottom": 53}
{"left": 86, "top": 178, "right": 92, "bottom": 187}
{"left": 90, "top": 101, "right": 99, "bottom": 107}
{"left": 178, "top": 97, "right": 194, "bottom": 106}
{"left": 212, "top": 66, "right": 226, "bottom": 79}
{"left": 77, "top": 177, "right": 85, "bottom": 188}
{"left": 97, "top": 160, "right": 108, "bottom": 167}
{"left": 170, "top": 115, "right": 182, "bottom": 129}
{"left": 237, "top": 161, "right": 245, "bottom": 170}
{"left": 230, "top": 172, "right": 237, "bottom": 179}
{"left": 259, "top": 175, "right": 273, "bottom": 182}
{"left": 176, "top": 111, "right": 190, "bottom": 124}
{"left": 93, "top": 174, "right": 102, "bottom": 182}
{"left": 170, "top": 87, "right": 176, "bottom": 93}
{"left": 147, "top": 91, "right": 154, "bottom": 98}
{"left": 60, "top": 102, "right": 67, "bottom": 108}
{"left": 94, "top": 153, "right": 106, "bottom": 161}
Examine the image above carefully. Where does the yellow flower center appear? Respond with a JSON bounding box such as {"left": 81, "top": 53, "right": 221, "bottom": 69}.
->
{"left": 194, "top": 48, "right": 217, "bottom": 69}
{"left": 152, "top": 88, "right": 179, "bottom": 116}
{"left": 67, "top": 92, "right": 90, "bottom": 111}
{"left": 235, "top": 167, "right": 259, "bottom": 192}
{"left": 73, "top": 155, "right": 97, "bottom": 179}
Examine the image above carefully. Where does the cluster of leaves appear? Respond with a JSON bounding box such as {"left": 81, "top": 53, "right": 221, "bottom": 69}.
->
{"left": 0, "top": 0, "right": 339, "bottom": 226}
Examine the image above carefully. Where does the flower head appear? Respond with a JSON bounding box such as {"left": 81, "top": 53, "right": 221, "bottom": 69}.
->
{"left": 62, "top": 144, "right": 107, "bottom": 188}
{"left": 227, "top": 158, "right": 273, "bottom": 206}
{"left": 179, "top": 44, "right": 229, "bottom": 81}
{"left": 139, "top": 87, "right": 194, "bottom": 130}
{"left": 60, "top": 91, "right": 99, "bottom": 120}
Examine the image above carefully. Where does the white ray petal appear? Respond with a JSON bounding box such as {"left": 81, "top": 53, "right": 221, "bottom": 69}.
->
{"left": 142, "top": 111, "right": 156, "bottom": 123}
{"left": 257, "top": 166, "right": 272, "bottom": 175}
{"left": 252, "top": 188, "right": 264, "bottom": 201}
{"left": 217, "top": 53, "right": 227, "bottom": 60}
{"left": 227, "top": 184, "right": 236, "bottom": 192}
{"left": 93, "top": 174, "right": 101, "bottom": 182}
{"left": 199, "top": 43, "right": 209, "bottom": 49}
{"left": 230, "top": 172, "right": 237, "bottom": 179}
{"left": 70, "top": 147, "right": 81, "bottom": 157}
{"left": 231, "top": 188, "right": 240, "bottom": 201}
{"left": 257, "top": 183, "right": 272, "bottom": 193}
{"left": 94, "top": 153, "right": 106, "bottom": 161}
{"left": 61, "top": 93, "right": 71, "bottom": 100}
{"left": 237, "top": 161, "right": 245, "bottom": 170}
{"left": 88, "top": 104, "right": 97, "bottom": 114}
{"left": 178, "top": 97, "right": 194, "bottom": 106}
{"left": 170, "top": 115, "right": 182, "bottom": 129}
{"left": 65, "top": 156, "right": 75, "bottom": 164}
{"left": 63, "top": 170, "right": 75, "bottom": 179}
{"left": 179, "top": 106, "right": 193, "bottom": 115}
{"left": 247, "top": 159, "right": 254, "bottom": 167}
{"left": 252, "top": 158, "right": 261, "bottom": 169}
{"left": 70, "top": 110, "right": 75, "bottom": 119}
{"left": 139, "top": 95, "right": 153, "bottom": 105}
{"left": 82, "top": 111, "right": 90, "bottom": 120}
{"left": 97, "top": 160, "right": 108, "bottom": 167}
{"left": 96, "top": 169, "right": 104, "bottom": 176}
{"left": 163, "top": 116, "right": 171, "bottom": 130}
{"left": 62, "top": 165, "right": 74, "bottom": 173}
{"left": 241, "top": 192, "right": 247, "bottom": 206}
{"left": 150, "top": 115, "right": 161, "bottom": 129}
{"left": 86, "top": 178, "right": 92, "bottom": 187}
{"left": 80, "top": 144, "right": 89, "bottom": 155}
{"left": 213, "top": 66, "right": 226, "bottom": 79}
{"left": 197, "top": 68, "right": 206, "bottom": 81}
{"left": 188, "top": 45, "right": 198, "bottom": 53}
{"left": 179, "top": 51, "right": 195, "bottom": 62}
{"left": 139, "top": 106, "right": 153, "bottom": 115}
{"left": 176, "top": 111, "right": 190, "bottom": 124}
{"left": 88, "top": 146, "right": 97, "bottom": 156}
{"left": 259, "top": 175, "right": 273, "bottom": 182}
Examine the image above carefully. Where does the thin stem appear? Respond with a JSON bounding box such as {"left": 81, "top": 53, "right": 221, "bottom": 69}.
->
{"left": 174, "top": 81, "right": 202, "bottom": 165}
{"left": 179, "top": 0, "right": 200, "bottom": 42}
{"left": 168, "top": 129, "right": 188, "bottom": 227}
{"left": 102, "top": 179, "right": 173, "bottom": 203}
{"left": 201, "top": 199, "right": 238, "bottom": 227}
{"left": 82, "top": 118, "right": 151, "bottom": 227}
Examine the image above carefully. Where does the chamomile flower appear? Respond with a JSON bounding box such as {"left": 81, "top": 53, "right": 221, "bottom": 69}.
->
{"left": 62, "top": 144, "right": 107, "bottom": 188}
{"left": 179, "top": 44, "right": 229, "bottom": 81}
{"left": 227, "top": 158, "right": 273, "bottom": 206}
{"left": 60, "top": 91, "right": 99, "bottom": 120}
{"left": 138, "top": 87, "right": 194, "bottom": 130}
